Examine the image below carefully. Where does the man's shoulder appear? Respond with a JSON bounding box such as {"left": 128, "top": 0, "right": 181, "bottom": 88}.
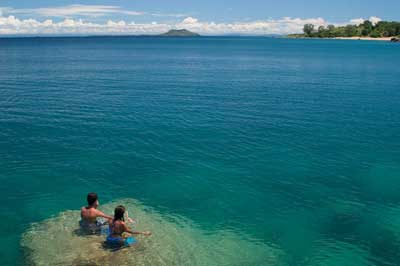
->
{"left": 93, "top": 208, "right": 104, "bottom": 215}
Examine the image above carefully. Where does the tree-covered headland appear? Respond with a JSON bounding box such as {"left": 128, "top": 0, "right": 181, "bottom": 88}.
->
{"left": 289, "top": 20, "right": 400, "bottom": 38}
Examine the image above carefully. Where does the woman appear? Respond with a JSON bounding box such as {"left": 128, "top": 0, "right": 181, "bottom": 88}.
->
{"left": 106, "top": 205, "right": 151, "bottom": 246}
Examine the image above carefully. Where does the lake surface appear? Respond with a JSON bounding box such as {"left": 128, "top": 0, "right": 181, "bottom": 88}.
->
{"left": 0, "top": 36, "right": 400, "bottom": 266}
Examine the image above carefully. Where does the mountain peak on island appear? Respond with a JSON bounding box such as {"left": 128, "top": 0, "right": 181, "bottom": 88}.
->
{"left": 159, "top": 29, "right": 200, "bottom": 37}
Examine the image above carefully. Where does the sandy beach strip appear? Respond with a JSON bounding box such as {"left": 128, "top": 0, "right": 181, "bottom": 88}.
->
{"left": 334, "top": 37, "right": 394, "bottom": 41}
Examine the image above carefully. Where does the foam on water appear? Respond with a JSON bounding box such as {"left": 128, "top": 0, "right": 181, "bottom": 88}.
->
{"left": 21, "top": 198, "right": 283, "bottom": 266}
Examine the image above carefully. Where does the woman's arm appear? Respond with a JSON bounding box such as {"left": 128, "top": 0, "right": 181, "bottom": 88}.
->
{"left": 123, "top": 223, "right": 151, "bottom": 236}
{"left": 125, "top": 211, "right": 136, "bottom": 224}
{"left": 128, "top": 230, "right": 152, "bottom": 236}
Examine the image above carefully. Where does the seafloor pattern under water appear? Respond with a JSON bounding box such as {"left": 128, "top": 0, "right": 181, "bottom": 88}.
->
{"left": 21, "top": 199, "right": 282, "bottom": 266}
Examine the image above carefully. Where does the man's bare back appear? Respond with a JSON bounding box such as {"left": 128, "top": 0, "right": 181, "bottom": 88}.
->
{"left": 80, "top": 193, "right": 112, "bottom": 224}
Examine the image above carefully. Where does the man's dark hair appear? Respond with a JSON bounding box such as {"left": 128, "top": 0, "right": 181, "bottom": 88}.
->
{"left": 87, "top": 192, "right": 98, "bottom": 206}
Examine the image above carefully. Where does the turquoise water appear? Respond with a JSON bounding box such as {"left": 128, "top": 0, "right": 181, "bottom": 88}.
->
{"left": 1, "top": 37, "right": 400, "bottom": 265}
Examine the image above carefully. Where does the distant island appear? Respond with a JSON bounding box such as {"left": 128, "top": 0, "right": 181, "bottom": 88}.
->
{"left": 288, "top": 20, "right": 400, "bottom": 42}
{"left": 159, "top": 29, "right": 200, "bottom": 37}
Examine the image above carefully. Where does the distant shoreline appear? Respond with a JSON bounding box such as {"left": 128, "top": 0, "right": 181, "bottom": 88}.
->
{"left": 289, "top": 20, "right": 400, "bottom": 42}
{"left": 333, "top": 37, "right": 393, "bottom": 41}
{"left": 287, "top": 36, "right": 396, "bottom": 42}
{"left": 0, "top": 35, "right": 396, "bottom": 41}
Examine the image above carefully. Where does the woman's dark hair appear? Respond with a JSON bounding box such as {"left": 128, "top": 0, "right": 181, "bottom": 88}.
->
{"left": 114, "top": 205, "right": 126, "bottom": 221}
{"left": 87, "top": 192, "right": 98, "bottom": 206}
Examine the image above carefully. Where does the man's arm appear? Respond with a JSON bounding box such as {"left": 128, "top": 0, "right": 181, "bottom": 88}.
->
{"left": 95, "top": 209, "right": 113, "bottom": 220}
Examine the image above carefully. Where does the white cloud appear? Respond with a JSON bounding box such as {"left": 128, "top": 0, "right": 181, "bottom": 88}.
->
{"left": 350, "top": 18, "right": 365, "bottom": 25}
{"left": 2, "top": 5, "right": 144, "bottom": 18}
{"left": 0, "top": 15, "right": 171, "bottom": 35}
{"left": 1, "top": 5, "right": 190, "bottom": 19}
{"left": 176, "top": 16, "right": 327, "bottom": 35}
{"left": 369, "top": 16, "right": 382, "bottom": 25}
{"left": 0, "top": 15, "right": 327, "bottom": 35}
{"left": 0, "top": 14, "right": 385, "bottom": 36}
{"left": 150, "top": 13, "right": 188, "bottom": 18}
{"left": 181, "top": 17, "right": 199, "bottom": 24}
{"left": 349, "top": 16, "right": 382, "bottom": 26}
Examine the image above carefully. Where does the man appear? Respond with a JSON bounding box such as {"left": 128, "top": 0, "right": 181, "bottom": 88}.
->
{"left": 80, "top": 192, "right": 113, "bottom": 233}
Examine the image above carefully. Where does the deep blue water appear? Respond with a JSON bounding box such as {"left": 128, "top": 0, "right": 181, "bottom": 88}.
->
{"left": 0, "top": 36, "right": 400, "bottom": 265}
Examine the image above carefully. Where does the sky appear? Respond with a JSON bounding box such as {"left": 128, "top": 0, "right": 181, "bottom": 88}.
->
{"left": 0, "top": 0, "right": 399, "bottom": 36}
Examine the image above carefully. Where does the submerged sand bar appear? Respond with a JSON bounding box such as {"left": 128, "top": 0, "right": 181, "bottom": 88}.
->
{"left": 21, "top": 199, "right": 283, "bottom": 266}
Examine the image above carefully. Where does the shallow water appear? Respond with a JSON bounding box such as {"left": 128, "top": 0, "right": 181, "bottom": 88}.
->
{"left": 22, "top": 199, "right": 281, "bottom": 266}
{"left": 0, "top": 37, "right": 400, "bottom": 265}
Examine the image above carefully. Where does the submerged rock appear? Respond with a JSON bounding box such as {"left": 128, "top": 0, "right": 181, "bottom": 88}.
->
{"left": 21, "top": 199, "right": 283, "bottom": 266}
{"left": 391, "top": 37, "right": 400, "bottom": 42}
